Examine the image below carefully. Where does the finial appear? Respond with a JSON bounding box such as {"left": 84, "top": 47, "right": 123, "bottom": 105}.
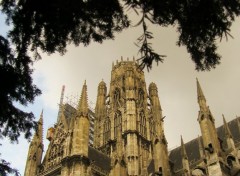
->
{"left": 121, "top": 57, "right": 123, "bottom": 61}
{"left": 127, "top": 57, "right": 129, "bottom": 61}
{"left": 84, "top": 80, "right": 86, "bottom": 85}
{"left": 133, "top": 56, "right": 135, "bottom": 62}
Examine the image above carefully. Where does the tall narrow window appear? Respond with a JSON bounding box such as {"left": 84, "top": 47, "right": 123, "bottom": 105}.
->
{"left": 113, "top": 88, "right": 121, "bottom": 108}
{"left": 103, "top": 118, "right": 111, "bottom": 144}
{"left": 149, "top": 118, "right": 155, "bottom": 140}
{"left": 140, "top": 111, "right": 147, "bottom": 137}
{"left": 114, "top": 111, "right": 122, "bottom": 139}
{"left": 138, "top": 89, "right": 144, "bottom": 107}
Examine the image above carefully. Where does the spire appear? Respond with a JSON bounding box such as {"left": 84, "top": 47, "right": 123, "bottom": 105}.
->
{"left": 181, "top": 136, "right": 188, "bottom": 158}
{"left": 223, "top": 114, "right": 232, "bottom": 138}
{"left": 181, "top": 136, "right": 190, "bottom": 175}
{"left": 77, "top": 80, "right": 88, "bottom": 116}
{"left": 39, "top": 110, "right": 43, "bottom": 142}
{"left": 32, "top": 110, "right": 43, "bottom": 142}
{"left": 196, "top": 78, "right": 205, "bottom": 99}
{"left": 196, "top": 78, "right": 207, "bottom": 111}
{"left": 57, "top": 85, "right": 65, "bottom": 122}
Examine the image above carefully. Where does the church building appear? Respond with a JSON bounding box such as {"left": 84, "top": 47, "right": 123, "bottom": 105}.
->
{"left": 24, "top": 59, "right": 240, "bottom": 176}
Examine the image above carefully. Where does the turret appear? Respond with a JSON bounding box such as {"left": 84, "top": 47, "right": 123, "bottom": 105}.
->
{"left": 149, "top": 82, "right": 170, "bottom": 175}
{"left": 24, "top": 111, "right": 44, "bottom": 176}
{"left": 181, "top": 136, "right": 191, "bottom": 175}
{"left": 94, "top": 80, "right": 107, "bottom": 148}
{"left": 196, "top": 79, "right": 221, "bottom": 155}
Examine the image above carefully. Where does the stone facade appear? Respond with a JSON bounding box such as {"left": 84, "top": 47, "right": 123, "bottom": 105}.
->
{"left": 24, "top": 59, "right": 240, "bottom": 176}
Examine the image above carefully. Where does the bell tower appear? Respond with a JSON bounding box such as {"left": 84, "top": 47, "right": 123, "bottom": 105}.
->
{"left": 95, "top": 59, "right": 170, "bottom": 176}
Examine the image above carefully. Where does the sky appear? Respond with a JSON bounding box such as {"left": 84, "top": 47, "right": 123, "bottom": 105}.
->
{"left": 0, "top": 11, "right": 240, "bottom": 175}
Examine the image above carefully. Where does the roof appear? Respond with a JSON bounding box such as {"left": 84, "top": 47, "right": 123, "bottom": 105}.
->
{"left": 88, "top": 146, "right": 111, "bottom": 172}
{"left": 169, "top": 117, "right": 240, "bottom": 172}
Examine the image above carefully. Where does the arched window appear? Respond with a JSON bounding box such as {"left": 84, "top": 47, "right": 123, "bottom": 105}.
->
{"left": 103, "top": 118, "right": 111, "bottom": 144}
{"left": 114, "top": 112, "right": 122, "bottom": 138}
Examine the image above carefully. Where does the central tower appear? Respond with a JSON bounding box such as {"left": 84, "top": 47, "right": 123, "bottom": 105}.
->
{"left": 94, "top": 59, "right": 170, "bottom": 176}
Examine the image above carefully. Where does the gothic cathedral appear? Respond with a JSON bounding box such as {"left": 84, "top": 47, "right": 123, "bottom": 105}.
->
{"left": 24, "top": 59, "right": 240, "bottom": 176}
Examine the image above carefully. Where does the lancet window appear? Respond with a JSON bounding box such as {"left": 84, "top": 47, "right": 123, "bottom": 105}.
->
{"left": 138, "top": 89, "right": 144, "bottom": 107}
{"left": 103, "top": 118, "right": 111, "bottom": 144}
{"left": 114, "top": 111, "right": 122, "bottom": 138}
{"left": 113, "top": 88, "right": 121, "bottom": 108}
{"left": 149, "top": 118, "right": 155, "bottom": 140}
{"left": 139, "top": 111, "right": 147, "bottom": 137}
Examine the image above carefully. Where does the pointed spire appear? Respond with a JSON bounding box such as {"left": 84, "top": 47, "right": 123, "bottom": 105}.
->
{"left": 181, "top": 136, "right": 188, "bottom": 158}
{"left": 196, "top": 78, "right": 206, "bottom": 102}
{"left": 223, "top": 114, "right": 232, "bottom": 138}
{"left": 57, "top": 85, "right": 65, "bottom": 122}
{"left": 196, "top": 78, "right": 208, "bottom": 111}
{"left": 77, "top": 80, "right": 88, "bottom": 117}
{"left": 32, "top": 110, "right": 43, "bottom": 143}
{"left": 38, "top": 110, "right": 43, "bottom": 141}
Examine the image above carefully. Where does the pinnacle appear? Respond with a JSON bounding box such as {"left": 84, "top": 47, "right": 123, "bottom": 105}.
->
{"left": 180, "top": 135, "right": 187, "bottom": 157}
{"left": 196, "top": 78, "right": 206, "bottom": 101}
{"left": 77, "top": 81, "right": 88, "bottom": 116}
{"left": 222, "top": 114, "right": 232, "bottom": 138}
{"left": 196, "top": 78, "right": 209, "bottom": 112}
